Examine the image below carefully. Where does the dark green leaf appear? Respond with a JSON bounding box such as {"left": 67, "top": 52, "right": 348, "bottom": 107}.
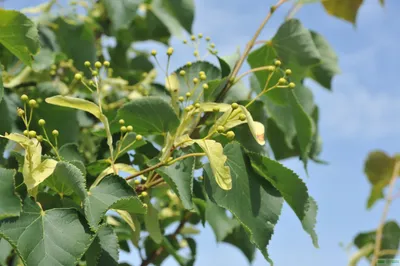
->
{"left": 144, "top": 200, "right": 163, "bottom": 244}
{"left": 128, "top": 11, "right": 170, "bottom": 44}
{"left": 206, "top": 200, "right": 238, "bottom": 242}
{"left": 223, "top": 225, "right": 256, "bottom": 263}
{"left": 0, "top": 197, "right": 93, "bottom": 266}
{"left": 0, "top": 10, "right": 39, "bottom": 66}
{"left": 0, "top": 168, "right": 21, "bottom": 219}
{"left": 0, "top": 238, "right": 12, "bottom": 265}
{"left": 32, "top": 48, "right": 55, "bottom": 72}
{"left": 84, "top": 175, "right": 146, "bottom": 230}
{"left": 322, "top": 0, "right": 363, "bottom": 24}
{"left": 103, "top": 0, "right": 140, "bottom": 31}
{"left": 156, "top": 156, "right": 195, "bottom": 210}
{"left": 59, "top": 143, "right": 85, "bottom": 162}
{"left": 0, "top": 67, "right": 3, "bottom": 103}
{"left": 86, "top": 225, "right": 119, "bottom": 266}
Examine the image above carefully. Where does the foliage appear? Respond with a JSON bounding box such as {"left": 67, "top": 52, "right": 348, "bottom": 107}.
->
{"left": 0, "top": 0, "right": 384, "bottom": 265}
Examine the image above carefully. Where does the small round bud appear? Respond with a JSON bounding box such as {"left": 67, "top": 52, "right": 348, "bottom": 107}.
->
{"left": 185, "top": 92, "right": 191, "bottom": 98}
{"left": 210, "top": 43, "right": 215, "bottom": 48}
{"left": 127, "top": 125, "right": 133, "bottom": 132}
{"left": 267, "top": 66, "right": 276, "bottom": 72}
{"left": 270, "top": 5, "right": 276, "bottom": 13}
{"left": 212, "top": 107, "right": 220, "bottom": 112}
{"left": 198, "top": 33, "right": 203, "bottom": 38}
{"left": 186, "top": 62, "right": 192, "bottom": 67}
{"left": 194, "top": 103, "right": 200, "bottom": 108}
{"left": 185, "top": 106, "right": 191, "bottom": 112}
{"left": 50, "top": 70, "right": 56, "bottom": 76}
{"left": 17, "top": 109, "right": 25, "bottom": 117}
{"left": 29, "top": 99, "right": 37, "bottom": 107}
{"left": 28, "top": 130, "right": 36, "bottom": 138}
{"left": 21, "top": 94, "right": 29, "bottom": 102}
{"left": 143, "top": 203, "right": 148, "bottom": 208}
{"left": 38, "top": 119, "right": 46, "bottom": 126}
{"left": 266, "top": 40, "right": 273, "bottom": 47}
{"left": 167, "top": 157, "right": 173, "bottom": 162}
{"left": 52, "top": 130, "right": 59, "bottom": 136}
{"left": 151, "top": 50, "right": 157, "bottom": 56}
{"left": 95, "top": 61, "right": 102, "bottom": 68}
{"left": 183, "top": 39, "right": 187, "bottom": 44}
{"left": 179, "top": 70, "right": 186, "bottom": 76}
{"left": 37, "top": 98, "right": 43, "bottom": 103}
{"left": 274, "top": 60, "right": 281, "bottom": 67}
{"left": 278, "top": 78, "right": 287, "bottom": 85}
{"left": 92, "top": 70, "right": 98, "bottom": 76}
{"left": 226, "top": 131, "right": 235, "bottom": 140}
{"left": 206, "top": 36, "right": 211, "bottom": 41}
{"left": 37, "top": 135, "right": 43, "bottom": 142}
{"left": 289, "top": 82, "right": 296, "bottom": 89}
{"left": 84, "top": 61, "right": 91, "bottom": 67}
{"left": 167, "top": 47, "right": 174, "bottom": 56}
{"left": 142, "top": 72, "right": 148, "bottom": 78}
{"left": 193, "top": 78, "right": 199, "bottom": 84}
{"left": 239, "top": 114, "right": 246, "bottom": 121}
{"left": 190, "top": 35, "right": 196, "bottom": 41}
{"left": 285, "top": 69, "right": 292, "bottom": 76}
{"left": 199, "top": 176, "right": 204, "bottom": 181}
{"left": 136, "top": 135, "right": 143, "bottom": 141}
{"left": 200, "top": 74, "right": 207, "bottom": 80}
{"left": 74, "top": 73, "right": 82, "bottom": 81}
{"left": 89, "top": 80, "right": 95, "bottom": 86}
{"left": 119, "top": 119, "right": 125, "bottom": 125}
{"left": 51, "top": 64, "right": 57, "bottom": 70}
{"left": 23, "top": 130, "right": 29, "bottom": 136}
{"left": 231, "top": 102, "right": 239, "bottom": 109}
{"left": 141, "top": 191, "right": 148, "bottom": 197}
{"left": 178, "top": 96, "right": 184, "bottom": 102}
{"left": 120, "top": 126, "right": 127, "bottom": 133}
{"left": 134, "top": 179, "right": 140, "bottom": 185}
{"left": 103, "top": 61, "right": 110, "bottom": 67}
{"left": 193, "top": 51, "right": 199, "bottom": 57}
{"left": 202, "top": 83, "right": 209, "bottom": 90}
{"left": 217, "top": 126, "right": 225, "bottom": 133}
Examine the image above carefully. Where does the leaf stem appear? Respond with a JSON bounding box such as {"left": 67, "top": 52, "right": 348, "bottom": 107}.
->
{"left": 370, "top": 160, "right": 400, "bottom": 266}
{"left": 235, "top": 66, "right": 274, "bottom": 83}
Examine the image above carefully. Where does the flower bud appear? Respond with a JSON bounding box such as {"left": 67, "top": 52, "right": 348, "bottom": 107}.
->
{"left": 84, "top": 61, "right": 91, "bottom": 67}
{"left": 136, "top": 135, "right": 143, "bottom": 141}
{"left": 217, "top": 126, "right": 225, "bottom": 133}
{"left": 38, "top": 119, "right": 46, "bottom": 126}
{"left": 120, "top": 126, "right": 127, "bottom": 133}
{"left": 127, "top": 125, "right": 133, "bottom": 132}
{"left": 52, "top": 130, "right": 59, "bottom": 136}
{"left": 21, "top": 94, "right": 29, "bottom": 102}
{"left": 95, "top": 61, "right": 102, "bottom": 68}
{"left": 226, "top": 131, "right": 235, "bottom": 140}
{"left": 202, "top": 83, "right": 209, "bottom": 90}
{"left": 103, "top": 61, "right": 110, "bottom": 67}
{"left": 231, "top": 103, "right": 239, "bottom": 109}
{"left": 74, "top": 73, "right": 82, "bottom": 81}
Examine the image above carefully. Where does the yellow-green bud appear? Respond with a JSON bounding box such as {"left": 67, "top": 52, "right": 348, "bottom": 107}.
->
{"left": 92, "top": 70, "right": 98, "bottom": 76}
{"left": 193, "top": 51, "right": 199, "bottom": 57}
{"left": 194, "top": 103, "right": 200, "bottom": 108}
{"left": 89, "top": 80, "right": 95, "bottom": 86}
{"left": 231, "top": 102, "right": 239, "bottom": 109}
{"left": 167, "top": 47, "right": 174, "bottom": 56}
{"left": 103, "top": 61, "right": 110, "bottom": 67}
{"left": 198, "top": 33, "right": 203, "bottom": 38}
{"left": 141, "top": 191, "right": 148, "bottom": 197}
{"left": 274, "top": 60, "right": 281, "bottom": 67}
{"left": 285, "top": 69, "right": 292, "bottom": 76}
{"left": 143, "top": 203, "right": 148, "bottom": 208}
{"left": 179, "top": 70, "right": 186, "bottom": 76}
{"left": 127, "top": 125, "right": 133, "bottom": 132}
{"left": 217, "top": 125, "right": 225, "bottom": 133}
{"left": 190, "top": 35, "right": 196, "bottom": 41}
{"left": 84, "top": 61, "right": 91, "bottom": 67}
{"left": 95, "top": 61, "right": 102, "bottom": 68}
{"left": 267, "top": 66, "right": 276, "bottom": 72}
{"left": 199, "top": 176, "right": 204, "bottom": 181}
{"left": 38, "top": 119, "right": 46, "bottom": 126}
{"left": 17, "top": 109, "right": 25, "bottom": 117}
{"left": 239, "top": 114, "right": 246, "bottom": 121}
{"left": 51, "top": 64, "right": 57, "bottom": 70}
{"left": 50, "top": 70, "right": 56, "bottom": 76}
{"left": 28, "top": 130, "right": 36, "bottom": 138}
{"left": 119, "top": 119, "right": 125, "bottom": 125}
{"left": 213, "top": 107, "right": 220, "bottom": 112}
{"left": 178, "top": 96, "right": 184, "bottom": 102}
{"left": 210, "top": 43, "right": 215, "bottom": 48}
{"left": 74, "top": 73, "right": 82, "bottom": 81}
{"left": 186, "top": 92, "right": 191, "bottom": 98}
{"left": 134, "top": 179, "right": 140, "bottom": 185}
{"left": 142, "top": 72, "right": 148, "bottom": 78}
{"left": 278, "top": 78, "right": 287, "bottom": 85}
{"left": 183, "top": 39, "right": 187, "bottom": 44}
{"left": 29, "top": 99, "right": 37, "bottom": 107}
{"left": 193, "top": 78, "right": 199, "bottom": 84}
{"left": 23, "top": 130, "right": 29, "bottom": 136}
{"left": 200, "top": 74, "right": 207, "bottom": 80}
{"left": 289, "top": 82, "right": 296, "bottom": 89}
{"left": 151, "top": 50, "right": 157, "bottom": 56}
{"left": 21, "top": 94, "right": 29, "bottom": 102}
{"left": 226, "top": 131, "right": 235, "bottom": 140}
{"left": 37, "top": 135, "right": 43, "bottom": 142}
{"left": 136, "top": 134, "right": 143, "bottom": 141}
{"left": 52, "top": 129, "right": 59, "bottom": 136}
{"left": 202, "top": 83, "right": 209, "bottom": 90}
{"left": 120, "top": 126, "right": 127, "bottom": 133}
{"left": 186, "top": 62, "right": 192, "bottom": 67}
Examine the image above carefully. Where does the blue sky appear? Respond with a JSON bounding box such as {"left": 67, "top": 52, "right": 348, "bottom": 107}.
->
{"left": 4, "top": 0, "right": 400, "bottom": 265}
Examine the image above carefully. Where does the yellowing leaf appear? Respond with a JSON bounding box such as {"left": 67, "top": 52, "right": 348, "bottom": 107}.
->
{"left": 28, "top": 159, "right": 58, "bottom": 190}
{"left": 174, "top": 134, "right": 194, "bottom": 148}
{"left": 92, "top": 163, "right": 139, "bottom": 188}
{"left": 165, "top": 73, "right": 180, "bottom": 92}
{"left": 115, "top": 210, "right": 136, "bottom": 232}
{"left": 194, "top": 139, "right": 232, "bottom": 190}
{"left": 45, "top": 95, "right": 101, "bottom": 119}
{"left": 322, "top": 0, "right": 363, "bottom": 24}
{"left": 239, "top": 106, "right": 266, "bottom": 146}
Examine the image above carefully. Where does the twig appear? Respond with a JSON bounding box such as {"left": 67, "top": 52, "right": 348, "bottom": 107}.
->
{"left": 140, "top": 212, "right": 192, "bottom": 266}
{"left": 370, "top": 160, "right": 400, "bottom": 266}
{"left": 285, "top": 2, "right": 303, "bottom": 21}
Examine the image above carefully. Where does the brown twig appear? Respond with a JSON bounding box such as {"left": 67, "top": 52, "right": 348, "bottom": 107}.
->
{"left": 370, "top": 160, "right": 400, "bottom": 266}
{"left": 140, "top": 212, "right": 192, "bottom": 266}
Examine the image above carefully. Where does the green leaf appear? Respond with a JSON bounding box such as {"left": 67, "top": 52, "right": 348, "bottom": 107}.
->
{"left": 354, "top": 221, "right": 400, "bottom": 260}
{"left": 0, "top": 168, "right": 22, "bottom": 219}
{"left": 151, "top": 0, "right": 195, "bottom": 36}
{"left": 103, "top": 0, "right": 140, "bottom": 31}
{"left": 249, "top": 153, "right": 319, "bottom": 247}
{"left": 239, "top": 106, "right": 266, "bottom": 145}
{"left": 144, "top": 201, "right": 163, "bottom": 244}
{"left": 0, "top": 197, "right": 93, "bottom": 266}
{"left": 156, "top": 155, "right": 195, "bottom": 210}
{"left": 86, "top": 225, "right": 119, "bottom": 266}
{"left": 59, "top": 143, "right": 85, "bottom": 162}
{"left": 84, "top": 175, "right": 146, "bottom": 230}
{"left": 127, "top": 11, "right": 170, "bottom": 44}
{"left": 32, "top": 48, "right": 55, "bottom": 72}
{"left": 45, "top": 95, "right": 101, "bottom": 119}
{"left": 0, "top": 10, "right": 39, "bottom": 66}
{"left": 204, "top": 143, "right": 283, "bottom": 261}
{"left": 223, "top": 225, "right": 256, "bottom": 263}
{"left": 45, "top": 161, "right": 88, "bottom": 200}
{"left": 0, "top": 238, "right": 12, "bottom": 265}
{"left": 322, "top": 0, "right": 363, "bottom": 24}
{"left": 0, "top": 68, "right": 3, "bottom": 103}
{"left": 308, "top": 31, "right": 340, "bottom": 90}
{"left": 206, "top": 200, "right": 238, "bottom": 242}
{"left": 195, "top": 139, "right": 232, "bottom": 190}
{"left": 53, "top": 17, "right": 96, "bottom": 70}
{"left": 0, "top": 96, "right": 13, "bottom": 155}
{"left": 114, "top": 97, "right": 180, "bottom": 135}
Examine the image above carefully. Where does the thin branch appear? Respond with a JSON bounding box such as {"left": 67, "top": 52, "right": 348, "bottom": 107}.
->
{"left": 370, "top": 160, "right": 400, "bottom": 266}
{"left": 378, "top": 249, "right": 400, "bottom": 257}
{"left": 285, "top": 2, "right": 303, "bottom": 21}
{"left": 4, "top": 81, "right": 37, "bottom": 90}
